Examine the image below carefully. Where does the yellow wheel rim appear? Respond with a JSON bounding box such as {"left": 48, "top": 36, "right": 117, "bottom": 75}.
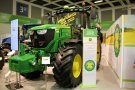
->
{"left": 72, "top": 54, "right": 82, "bottom": 78}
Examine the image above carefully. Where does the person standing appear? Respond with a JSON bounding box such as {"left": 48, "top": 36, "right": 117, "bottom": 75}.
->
{"left": 96, "top": 23, "right": 103, "bottom": 70}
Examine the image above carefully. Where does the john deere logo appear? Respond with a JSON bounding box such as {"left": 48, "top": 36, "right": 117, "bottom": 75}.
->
{"left": 85, "top": 60, "right": 95, "bottom": 71}
{"left": 114, "top": 24, "right": 121, "bottom": 57}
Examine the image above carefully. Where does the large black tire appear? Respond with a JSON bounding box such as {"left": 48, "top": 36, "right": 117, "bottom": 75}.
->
{"left": 53, "top": 44, "right": 82, "bottom": 88}
{"left": 0, "top": 50, "right": 4, "bottom": 70}
{"left": 21, "top": 70, "right": 43, "bottom": 80}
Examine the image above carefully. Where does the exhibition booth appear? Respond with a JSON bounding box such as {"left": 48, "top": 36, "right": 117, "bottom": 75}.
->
{"left": 106, "top": 15, "right": 135, "bottom": 89}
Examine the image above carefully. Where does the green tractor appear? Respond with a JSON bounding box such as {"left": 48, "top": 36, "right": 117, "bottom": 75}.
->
{"left": 9, "top": 5, "right": 102, "bottom": 88}
{"left": 9, "top": 24, "right": 82, "bottom": 87}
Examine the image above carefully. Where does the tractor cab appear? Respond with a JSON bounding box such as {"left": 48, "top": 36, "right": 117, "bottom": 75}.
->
{"left": 29, "top": 29, "right": 54, "bottom": 48}
{"left": 29, "top": 24, "right": 71, "bottom": 49}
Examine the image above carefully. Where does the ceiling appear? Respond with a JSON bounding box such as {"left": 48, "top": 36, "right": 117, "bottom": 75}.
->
{"left": 23, "top": 0, "right": 135, "bottom": 11}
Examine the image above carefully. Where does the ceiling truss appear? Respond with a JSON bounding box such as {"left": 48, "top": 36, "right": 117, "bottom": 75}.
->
{"left": 23, "top": 0, "right": 135, "bottom": 11}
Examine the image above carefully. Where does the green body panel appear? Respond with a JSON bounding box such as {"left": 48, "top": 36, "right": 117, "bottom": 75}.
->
{"left": 9, "top": 24, "right": 72, "bottom": 74}
{"left": 31, "top": 24, "right": 72, "bottom": 53}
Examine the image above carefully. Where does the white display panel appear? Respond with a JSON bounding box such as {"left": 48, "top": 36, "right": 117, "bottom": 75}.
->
{"left": 42, "top": 57, "right": 50, "bottom": 64}
{"left": 81, "top": 29, "right": 97, "bottom": 88}
{"left": 11, "top": 19, "right": 19, "bottom": 51}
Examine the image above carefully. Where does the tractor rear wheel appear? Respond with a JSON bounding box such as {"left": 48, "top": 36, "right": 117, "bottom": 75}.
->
{"left": 53, "top": 44, "right": 82, "bottom": 88}
{"left": 97, "top": 38, "right": 101, "bottom": 70}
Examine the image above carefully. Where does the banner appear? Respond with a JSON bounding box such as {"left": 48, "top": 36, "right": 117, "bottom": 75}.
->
{"left": 81, "top": 29, "right": 97, "bottom": 88}
{"left": 11, "top": 19, "right": 19, "bottom": 51}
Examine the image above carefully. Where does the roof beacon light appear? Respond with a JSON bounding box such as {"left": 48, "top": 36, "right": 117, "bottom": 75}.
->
{"left": 94, "top": 0, "right": 103, "bottom": 3}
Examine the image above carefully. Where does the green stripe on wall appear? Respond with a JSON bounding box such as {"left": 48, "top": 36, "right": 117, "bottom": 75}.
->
{"left": 100, "top": 21, "right": 114, "bottom": 31}
{"left": 124, "top": 45, "right": 135, "bottom": 47}
{"left": 0, "top": 12, "right": 41, "bottom": 25}
{"left": 80, "top": 84, "right": 96, "bottom": 88}
{"left": 122, "top": 79, "right": 135, "bottom": 82}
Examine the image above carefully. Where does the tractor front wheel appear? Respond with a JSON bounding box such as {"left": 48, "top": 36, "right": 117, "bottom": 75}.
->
{"left": 21, "top": 70, "right": 43, "bottom": 80}
{"left": 53, "top": 44, "right": 82, "bottom": 88}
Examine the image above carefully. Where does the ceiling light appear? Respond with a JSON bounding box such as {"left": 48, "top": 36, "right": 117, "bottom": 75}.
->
{"left": 94, "top": 0, "right": 103, "bottom": 3}
{"left": 70, "top": 6, "right": 76, "bottom": 9}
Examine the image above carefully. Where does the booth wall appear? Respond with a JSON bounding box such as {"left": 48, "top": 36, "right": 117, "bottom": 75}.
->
{"left": 106, "top": 15, "right": 135, "bottom": 89}
{"left": 122, "top": 15, "right": 135, "bottom": 88}
{"left": 106, "top": 15, "right": 123, "bottom": 86}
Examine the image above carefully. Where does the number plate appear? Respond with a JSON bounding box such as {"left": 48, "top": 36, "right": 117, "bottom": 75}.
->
{"left": 42, "top": 57, "right": 50, "bottom": 64}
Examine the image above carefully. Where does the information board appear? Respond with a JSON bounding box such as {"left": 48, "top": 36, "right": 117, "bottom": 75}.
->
{"left": 11, "top": 19, "right": 19, "bottom": 51}
{"left": 81, "top": 29, "right": 97, "bottom": 88}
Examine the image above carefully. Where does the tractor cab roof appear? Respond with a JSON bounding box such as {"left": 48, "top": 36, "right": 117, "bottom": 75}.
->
{"left": 22, "top": 24, "right": 42, "bottom": 30}
{"left": 30, "top": 24, "right": 70, "bottom": 31}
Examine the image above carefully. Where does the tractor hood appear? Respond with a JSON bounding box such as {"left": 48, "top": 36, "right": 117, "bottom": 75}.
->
{"left": 30, "top": 24, "right": 70, "bottom": 31}
{"left": 9, "top": 54, "right": 35, "bottom": 61}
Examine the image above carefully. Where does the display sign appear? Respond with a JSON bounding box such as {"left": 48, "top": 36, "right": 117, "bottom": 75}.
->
{"left": 58, "top": 12, "right": 76, "bottom": 25}
{"left": 16, "top": 2, "right": 28, "bottom": 16}
{"left": 42, "top": 57, "right": 50, "bottom": 64}
{"left": 11, "top": 19, "right": 19, "bottom": 51}
{"left": 81, "top": 29, "right": 97, "bottom": 88}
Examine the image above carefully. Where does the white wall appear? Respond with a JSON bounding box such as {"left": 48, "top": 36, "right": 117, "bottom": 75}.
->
{"left": 100, "top": 6, "right": 135, "bottom": 22}
{"left": 0, "top": 23, "right": 11, "bottom": 35}
{"left": 0, "top": 23, "right": 11, "bottom": 44}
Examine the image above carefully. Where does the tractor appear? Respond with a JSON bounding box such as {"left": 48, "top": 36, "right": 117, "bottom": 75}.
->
{"left": 8, "top": 5, "right": 102, "bottom": 88}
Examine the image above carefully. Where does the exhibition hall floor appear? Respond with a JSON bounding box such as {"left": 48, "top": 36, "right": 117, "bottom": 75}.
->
{"left": 0, "top": 46, "right": 134, "bottom": 90}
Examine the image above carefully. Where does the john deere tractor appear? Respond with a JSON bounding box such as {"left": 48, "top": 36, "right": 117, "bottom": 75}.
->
{"left": 9, "top": 5, "right": 102, "bottom": 88}
{"left": 9, "top": 24, "right": 82, "bottom": 87}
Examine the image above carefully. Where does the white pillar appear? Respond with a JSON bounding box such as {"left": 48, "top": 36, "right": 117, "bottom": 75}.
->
{"left": 13, "top": 0, "right": 16, "bottom": 15}
{"left": 98, "top": 9, "right": 101, "bottom": 22}
{"left": 112, "top": 9, "right": 115, "bottom": 21}
{"left": 28, "top": 4, "right": 31, "bottom": 18}
{"left": 128, "top": 8, "right": 131, "bottom": 15}
{"left": 41, "top": 8, "right": 44, "bottom": 17}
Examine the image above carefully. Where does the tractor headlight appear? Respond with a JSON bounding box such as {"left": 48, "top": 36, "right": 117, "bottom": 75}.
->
{"left": 32, "top": 61, "right": 36, "bottom": 66}
{"left": 37, "top": 30, "right": 47, "bottom": 35}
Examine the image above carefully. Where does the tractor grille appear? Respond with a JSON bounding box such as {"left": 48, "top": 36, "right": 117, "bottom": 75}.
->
{"left": 30, "top": 29, "right": 55, "bottom": 48}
